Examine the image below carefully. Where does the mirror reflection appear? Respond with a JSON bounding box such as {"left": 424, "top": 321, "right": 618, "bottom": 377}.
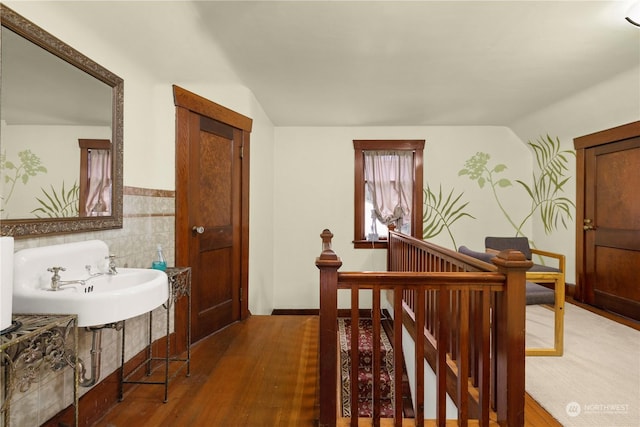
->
{"left": 0, "top": 4, "right": 123, "bottom": 238}
{"left": 1, "top": 26, "right": 112, "bottom": 219}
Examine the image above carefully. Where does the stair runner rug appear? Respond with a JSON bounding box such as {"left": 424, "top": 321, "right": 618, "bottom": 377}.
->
{"left": 338, "top": 318, "right": 395, "bottom": 418}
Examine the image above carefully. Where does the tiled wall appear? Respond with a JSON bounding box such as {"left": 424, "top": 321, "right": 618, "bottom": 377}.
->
{"left": 8, "top": 187, "right": 175, "bottom": 426}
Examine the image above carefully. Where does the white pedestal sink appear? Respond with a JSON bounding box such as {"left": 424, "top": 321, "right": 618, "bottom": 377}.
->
{"left": 13, "top": 240, "right": 168, "bottom": 327}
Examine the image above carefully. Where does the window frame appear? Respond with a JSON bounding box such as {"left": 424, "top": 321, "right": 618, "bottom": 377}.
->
{"left": 78, "top": 138, "right": 111, "bottom": 217}
{"left": 353, "top": 139, "right": 425, "bottom": 249}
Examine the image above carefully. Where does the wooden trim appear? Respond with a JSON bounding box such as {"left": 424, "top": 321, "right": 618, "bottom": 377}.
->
{"left": 574, "top": 144, "right": 586, "bottom": 301}
{"left": 353, "top": 239, "right": 389, "bottom": 249}
{"left": 573, "top": 120, "right": 640, "bottom": 150}
{"left": 174, "top": 105, "right": 191, "bottom": 354}
{"left": 270, "top": 308, "right": 379, "bottom": 317}
{"left": 78, "top": 139, "right": 111, "bottom": 150}
{"left": 124, "top": 186, "right": 175, "bottom": 197}
{"left": 240, "top": 131, "right": 251, "bottom": 320}
{"left": 173, "top": 85, "right": 253, "bottom": 132}
{"left": 271, "top": 309, "right": 319, "bottom": 315}
{"left": 78, "top": 139, "right": 113, "bottom": 217}
{"left": 124, "top": 213, "right": 175, "bottom": 218}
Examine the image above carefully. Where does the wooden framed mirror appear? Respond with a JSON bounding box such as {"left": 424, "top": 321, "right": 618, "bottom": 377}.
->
{"left": 0, "top": 4, "right": 123, "bottom": 238}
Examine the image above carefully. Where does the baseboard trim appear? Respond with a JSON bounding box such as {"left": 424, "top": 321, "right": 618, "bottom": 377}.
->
{"left": 271, "top": 308, "right": 377, "bottom": 318}
{"left": 271, "top": 308, "right": 318, "bottom": 315}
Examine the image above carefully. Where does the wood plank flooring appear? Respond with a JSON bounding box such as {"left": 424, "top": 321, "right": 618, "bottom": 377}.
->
{"left": 93, "top": 315, "right": 559, "bottom": 427}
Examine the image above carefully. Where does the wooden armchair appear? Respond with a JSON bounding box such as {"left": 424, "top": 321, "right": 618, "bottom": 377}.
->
{"left": 485, "top": 237, "right": 565, "bottom": 356}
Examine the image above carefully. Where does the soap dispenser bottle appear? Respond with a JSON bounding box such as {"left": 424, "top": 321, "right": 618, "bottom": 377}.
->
{"left": 152, "top": 244, "right": 167, "bottom": 271}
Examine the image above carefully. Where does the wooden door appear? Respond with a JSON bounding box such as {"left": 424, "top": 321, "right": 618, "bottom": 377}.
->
{"left": 574, "top": 121, "right": 640, "bottom": 321}
{"left": 174, "top": 86, "right": 252, "bottom": 344}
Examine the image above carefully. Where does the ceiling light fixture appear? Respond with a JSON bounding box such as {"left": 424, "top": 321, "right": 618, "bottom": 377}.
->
{"left": 626, "top": 1, "right": 640, "bottom": 26}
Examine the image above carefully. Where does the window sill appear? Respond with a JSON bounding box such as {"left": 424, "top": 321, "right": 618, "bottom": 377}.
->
{"left": 353, "top": 239, "right": 388, "bottom": 249}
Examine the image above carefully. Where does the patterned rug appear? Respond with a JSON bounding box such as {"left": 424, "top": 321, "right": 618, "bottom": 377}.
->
{"left": 338, "top": 318, "right": 395, "bottom": 418}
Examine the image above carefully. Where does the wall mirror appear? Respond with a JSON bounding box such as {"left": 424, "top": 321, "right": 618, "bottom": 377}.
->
{"left": 0, "top": 4, "right": 123, "bottom": 238}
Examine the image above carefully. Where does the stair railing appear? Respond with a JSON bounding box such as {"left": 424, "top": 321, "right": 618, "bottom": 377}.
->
{"left": 316, "top": 229, "right": 531, "bottom": 427}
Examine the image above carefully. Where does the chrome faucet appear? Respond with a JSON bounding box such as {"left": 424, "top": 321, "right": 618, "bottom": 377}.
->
{"left": 47, "top": 266, "right": 66, "bottom": 291}
{"left": 106, "top": 254, "right": 118, "bottom": 275}
{"left": 47, "top": 256, "right": 117, "bottom": 291}
{"left": 47, "top": 266, "right": 88, "bottom": 290}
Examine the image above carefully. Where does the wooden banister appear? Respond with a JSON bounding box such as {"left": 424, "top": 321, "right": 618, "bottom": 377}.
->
{"left": 492, "top": 250, "right": 530, "bottom": 427}
{"left": 316, "top": 229, "right": 530, "bottom": 427}
{"left": 316, "top": 229, "right": 342, "bottom": 427}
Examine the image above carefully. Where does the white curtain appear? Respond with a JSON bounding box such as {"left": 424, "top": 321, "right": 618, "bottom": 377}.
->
{"left": 85, "top": 149, "right": 112, "bottom": 216}
{"left": 364, "top": 150, "right": 414, "bottom": 233}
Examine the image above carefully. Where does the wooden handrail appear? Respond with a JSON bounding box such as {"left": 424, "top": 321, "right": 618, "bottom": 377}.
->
{"left": 316, "top": 229, "right": 531, "bottom": 427}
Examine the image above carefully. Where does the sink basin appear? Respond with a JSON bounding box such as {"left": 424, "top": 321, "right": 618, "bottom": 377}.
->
{"left": 13, "top": 240, "right": 168, "bottom": 327}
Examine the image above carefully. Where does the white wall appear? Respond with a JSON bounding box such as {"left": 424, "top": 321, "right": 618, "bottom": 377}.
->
{"left": 510, "top": 66, "right": 640, "bottom": 284}
{"left": 273, "top": 126, "right": 532, "bottom": 309}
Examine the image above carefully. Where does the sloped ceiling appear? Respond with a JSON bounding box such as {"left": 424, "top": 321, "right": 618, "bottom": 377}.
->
{"left": 3, "top": 0, "right": 640, "bottom": 127}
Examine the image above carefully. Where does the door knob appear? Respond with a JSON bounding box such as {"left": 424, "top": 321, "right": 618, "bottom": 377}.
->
{"left": 583, "top": 219, "right": 596, "bottom": 231}
{"left": 192, "top": 226, "right": 205, "bottom": 234}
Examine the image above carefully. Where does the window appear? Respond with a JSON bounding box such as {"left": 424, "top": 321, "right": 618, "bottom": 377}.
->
{"left": 78, "top": 139, "right": 112, "bottom": 217}
{"left": 353, "top": 140, "right": 424, "bottom": 248}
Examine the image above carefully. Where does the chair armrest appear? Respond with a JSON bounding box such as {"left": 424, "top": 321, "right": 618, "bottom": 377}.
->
{"left": 531, "top": 248, "right": 565, "bottom": 273}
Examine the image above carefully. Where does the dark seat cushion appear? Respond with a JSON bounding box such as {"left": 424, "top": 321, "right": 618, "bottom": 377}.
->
{"left": 458, "top": 246, "right": 495, "bottom": 264}
{"left": 526, "top": 282, "right": 555, "bottom": 305}
{"left": 459, "top": 246, "right": 555, "bottom": 305}
{"left": 529, "top": 264, "right": 561, "bottom": 273}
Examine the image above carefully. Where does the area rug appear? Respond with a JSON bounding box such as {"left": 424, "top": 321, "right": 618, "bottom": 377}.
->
{"left": 525, "top": 303, "right": 640, "bottom": 426}
{"left": 338, "top": 318, "right": 395, "bottom": 418}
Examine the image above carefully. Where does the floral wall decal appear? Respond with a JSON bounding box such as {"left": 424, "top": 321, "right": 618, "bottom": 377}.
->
{"left": 458, "top": 135, "right": 575, "bottom": 239}
{"left": 1, "top": 149, "right": 48, "bottom": 217}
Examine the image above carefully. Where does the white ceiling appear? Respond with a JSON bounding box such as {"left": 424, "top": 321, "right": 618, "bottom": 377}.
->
{"left": 3, "top": 0, "right": 640, "bottom": 127}
{"left": 191, "top": 0, "right": 640, "bottom": 126}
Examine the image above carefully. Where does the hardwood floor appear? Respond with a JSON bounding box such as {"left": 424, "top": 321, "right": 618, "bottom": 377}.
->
{"left": 94, "top": 316, "right": 318, "bottom": 426}
{"left": 93, "top": 315, "right": 559, "bottom": 427}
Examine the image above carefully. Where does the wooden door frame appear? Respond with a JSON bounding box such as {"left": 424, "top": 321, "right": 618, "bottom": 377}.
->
{"left": 573, "top": 120, "right": 640, "bottom": 302}
{"left": 173, "top": 85, "right": 252, "bottom": 350}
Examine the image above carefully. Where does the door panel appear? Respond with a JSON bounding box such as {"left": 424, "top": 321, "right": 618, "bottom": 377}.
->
{"left": 174, "top": 85, "right": 252, "bottom": 348}
{"left": 577, "top": 126, "right": 640, "bottom": 321}
{"left": 189, "top": 117, "right": 242, "bottom": 341}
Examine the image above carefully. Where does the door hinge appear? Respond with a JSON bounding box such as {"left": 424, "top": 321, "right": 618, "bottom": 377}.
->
{"left": 240, "top": 142, "right": 244, "bottom": 159}
{"left": 239, "top": 287, "right": 243, "bottom": 302}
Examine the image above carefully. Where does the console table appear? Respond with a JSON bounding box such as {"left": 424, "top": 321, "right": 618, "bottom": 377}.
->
{"left": 1, "top": 314, "right": 78, "bottom": 427}
{"left": 119, "top": 267, "right": 191, "bottom": 402}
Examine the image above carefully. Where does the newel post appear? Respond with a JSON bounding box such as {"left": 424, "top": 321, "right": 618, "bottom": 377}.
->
{"left": 492, "top": 250, "right": 532, "bottom": 427}
{"left": 316, "top": 229, "right": 343, "bottom": 427}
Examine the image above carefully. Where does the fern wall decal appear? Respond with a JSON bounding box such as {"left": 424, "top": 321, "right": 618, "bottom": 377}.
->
{"left": 31, "top": 181, "right": 80, "bottom": 218}
{"left": 422, "top": 184, "right": 475, "bottom": 249}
